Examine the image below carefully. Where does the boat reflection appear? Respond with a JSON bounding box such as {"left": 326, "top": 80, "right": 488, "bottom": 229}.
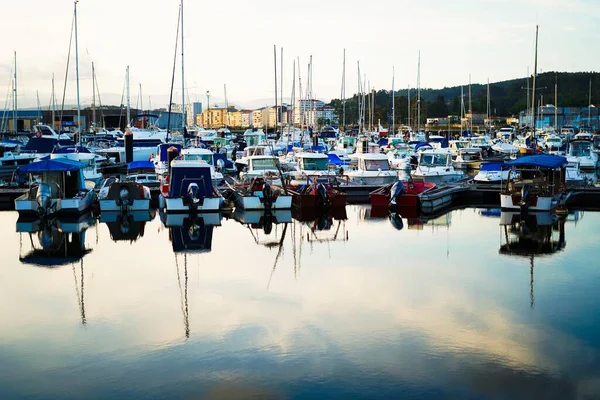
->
{"left": 499, "top": 211, "right": 566, "bottom": 307}
{"left": 167, "top": 213, "right": 222, "bottom": 253}
{"left": 16, "top": 213, "right": 95, "bottom": 267}
{"left": 232, "top": 208, "right": 291, "bottom": 236}
{"left": 99, "top": 210, "right": 156, "bottom": 242}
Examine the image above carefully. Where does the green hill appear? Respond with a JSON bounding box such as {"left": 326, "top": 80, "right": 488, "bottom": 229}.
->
{"left": 328, "top": 72, "right": 599, "bottom": 126}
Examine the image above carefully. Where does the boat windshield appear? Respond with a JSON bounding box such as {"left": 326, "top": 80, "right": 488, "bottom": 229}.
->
{"left": 301, "top": 158, "right": 328, "bottom": 171}
{"left": 183, "top": 153, "right": 213, "bottom": 164}
{"left": 363, "top": 159, "right": 390, "bottom": 171}
{"left": 251, "top": 158, "right": 277, "bottom": 170}
{"left": 570, "top": 142, "right": 591, "bottom": 157}
{"left": 453, "top": 141, "right": 468, "bottom": 149}
{"left": 419, "top": 153, "right": 450, "bottom": 167}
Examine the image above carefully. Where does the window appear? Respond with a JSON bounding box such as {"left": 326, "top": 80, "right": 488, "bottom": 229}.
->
{"left": 363, "top": 159, "right": 389, "bottom": 171}
{"left": 301, "top": 158, "right": 328, "bottom": 171}
{"left": 419, "top": 153, "right": 449, "bottom": 167}
{"left": 184, "top": 153, "right": 213, "bottom": 164}
{"left": 251, "top": 158, "right": 277, "bottom": 170}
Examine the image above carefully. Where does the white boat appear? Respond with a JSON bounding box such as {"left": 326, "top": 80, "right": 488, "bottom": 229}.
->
{"left": 159, "top": 160, "right": 223, "bottom": 213}
{"left": 290, "top": 152, "right": 337, "bottom": 185}
{"left": 495, "top": 126, "right": 516, "bottom": 142}
{"left": 240, "top": 155, "right": 287, "bottom": 186}
{"left": 33, "top": 124, "right": 72, "bottom": 140}
{"left": 346, "top": 153, "right": 397, "bottom": 185}
{"left": 566, "top": 139, "right": 598, "bottom": 170}
{"left": 474, "top": 162, "right": 511, "bottom": 183}
{"left": 15, "top": 158, "right": 96, "bottom": 216}
{"left": 544, "top": 134, "right": 564, "bottom": 153}
{"left": 500, "top": 154, "right": 570, "bottom": 212}
{"left": 180, "top": 147, "right": 224, "bottom": 186}
{"left": 50, "top": 146, "right": 104, "bottom": 185}
{"left": 228, "top": 177, "right": 292, "bottom": 210}
{"left": 565, "top": 160, "right": 587, "bottom": 187}
{"left": 243, "top": 128, "right": 267, "bottom": 146}
{"left": 411, "top": 149, "right": 465, "bottom": 184}
{"left": 98, "top": 177, "right": 151, "bottom": 212}
{"left": 386, "top": 145, "right": 412, "bottom": 170}
{"left": 492, "top": 142, "right": 519, "bottom": 156}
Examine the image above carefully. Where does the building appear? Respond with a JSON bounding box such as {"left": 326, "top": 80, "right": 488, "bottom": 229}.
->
{"left": 240, "top": 110, "right": 252, "bottom": 128}
{"left": 228, "top": 111, "right": 242, "bottom": 128}
{"left": 294, "top": 99, "right": 325, "bottom": 126}
{"left": 186, "top": 102, "right": 202, "bottom": 127}
{"left": 200, "top": 107, "right": 237, "bottom": 128}
{"left": 518, "top": 105, "right": 600, "bottom": 130}
{"left": 1, "top": 109, "right": 45, "bottom": 132}
{"left": 251, "top": 108, "right": 265, "bottom": 128}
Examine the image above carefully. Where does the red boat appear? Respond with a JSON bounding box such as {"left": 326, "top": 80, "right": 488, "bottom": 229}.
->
{"left": 370, "top": 180, "right": 436, "bottom": 209}
{"left": 287, "top": 179, "right": 347, "bottom": 210}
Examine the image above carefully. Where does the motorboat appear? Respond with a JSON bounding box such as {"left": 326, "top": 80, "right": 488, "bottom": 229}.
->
{"left": 50, "top": 146, "right": 104, "bottom": 186}
{"left": 243, "top": 128, "right": 267, "bottom": 147}
{"left": 180, "top": 147, "right": 224, "bottom": 186}
{"left": 125, "top": 161, "right": 161, "bottom": 199}
{"left": 386, "top": 144, "right": 412, "bottom": 170}
{"left": 152, "top": 143, "right": 183, "bottom": 175}
{"left": 159, "top": 160, "right": 223, "bottom": 213}
{"left": 495, "top": 126, "right": 516, "bottom": 142}
{"left": 500, "top": 154, "right": 570, "bottom": 212}
{"left": 98, "top": 176, "right": 151, "bottom": 212}
{"left": 565, "top": 160, "right": 588, "bottom": 187}
{"left": 544, "top": 134, "right": 564, "bottom": 154}
{"left": 345, "top": 152, "right": 397, "bottom": 186}
{"left": 474, "top": 162, "right": 512, "bottom": 183}
{"left": 411, "top": 149, "right": 465, "bottom": 184}
{"left": 32, "top": 124, "right": 72, "bottom": 140}
{"left": 288, "top": 179, "right": 347, "bottom": 210}
{"left": 239, "top": 155, "right": 287, "bottom": 186}
{"left": 226, "top": 176, "right": 292, "bottom": 210}
{"left": 15, "top": 158, "right": 96, "bottom": 216}
{"left": 566, "top": 139, "right": 598, "bottom": 171}
{"left": 289, "top": 152, "right": 337, "bottom": 185}
{"left": 370, "top": 180, "right": 436, "bottom": 209}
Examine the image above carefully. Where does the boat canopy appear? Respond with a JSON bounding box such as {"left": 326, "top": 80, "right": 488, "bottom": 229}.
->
{"left": 157, "top": 143, "right": 183, "bottom": 161}
{"left": 504, "top": 154, "right": 567, "bottom": 169}
{"left": 18, "top": 158, "right": 85, "bottom": 173}
{"left": 480, "top": 162, "right": 504, "bottom": 171}
{"left": 414, "top": 142, "right": 433, "bottom": 151}
{"left": 53, "top": 146, "right": 91, "bottom": 154}
{"left": 327, "top": 153, "right": 348, "bottom": 166}
{"left": 128, "top": 161, "right": 155, "bottom": 170}
{"left": 168, "top": 161, "right": 213, "bottom": 198}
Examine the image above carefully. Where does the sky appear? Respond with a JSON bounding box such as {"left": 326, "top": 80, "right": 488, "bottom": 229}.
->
{"left": 1, "top": 0, "right": 599, "bottom": 110}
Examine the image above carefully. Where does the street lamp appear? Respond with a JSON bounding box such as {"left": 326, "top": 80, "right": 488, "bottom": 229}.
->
{"left": 206, "top": 90, "right": 211, "bottom": 128}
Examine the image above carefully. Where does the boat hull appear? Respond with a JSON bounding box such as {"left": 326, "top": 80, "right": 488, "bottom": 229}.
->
{"left": 15, "top": 190, "right": 95, "bottom": 215}
{"left": 160, "top": 195, "right": 222, "bottom": 213}
{"left": 99, "top": 198, "right": 150, "bottom": 212}
{"left": 235, "top": 194, "right": 292, "bottom": 210}
{"left": 500, "top": 193, "right": 560, "bottom": 211}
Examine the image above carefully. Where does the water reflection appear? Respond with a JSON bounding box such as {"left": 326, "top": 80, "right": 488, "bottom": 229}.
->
{"left": 499, "top": 211, "right": 567, "bottom": 308}
{"left": 99, "top": 210, "right": 155, "bottom": 242}
{"left": 3, "top": 207, "right": 600, "bottom": 399}
{"left": 16, "top": 214, "right": 94, "bottom": 267}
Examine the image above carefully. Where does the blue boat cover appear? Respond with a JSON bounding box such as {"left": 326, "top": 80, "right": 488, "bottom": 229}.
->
{"left": 213, "top": 153, "right": 234, "bottom": 169}
{"left": 480, "top": 162, "right": 504, "bottom": 171}
{"left": 168, "top": 163, "right": 213, "bottom": 198}
{"left": 157, "top": 143, "right": 182, "bottom": 162}
{"left": 18, "top": 158, "right": 85, "bottom": 173}
{"left": 378, "top": 138, "right": 389, "bottom": 147}
{"left": 327, "top": 153, "right": 349, "bottom": 166}
{"left": 311, "top": 145, "right": 326, "bottom": 153}
{"left": 414, "top": 142, "right": 433, "bottom": 151}
{"left": 53, "top": 146, "right": 91, "bottom": 154}
{"left": 23, "top": 138, "right": 59, "bottom": 153}
{"left": 128, "top": 161, "right": 155, "bottom": 170}
{"left": 170, "top": 218, "right": 214, "bottom": 253}
{"left": 504, "top": 154, "right": 567, "bottom": 169}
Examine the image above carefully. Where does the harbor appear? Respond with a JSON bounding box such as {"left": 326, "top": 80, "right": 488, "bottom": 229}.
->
{"left": 3, "top": 0, "right": 600, "bottom": 397}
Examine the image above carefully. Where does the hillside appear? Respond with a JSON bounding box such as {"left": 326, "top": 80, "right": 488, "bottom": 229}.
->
{"left": 328, "top": 72, "right": 600, "bottom": 126}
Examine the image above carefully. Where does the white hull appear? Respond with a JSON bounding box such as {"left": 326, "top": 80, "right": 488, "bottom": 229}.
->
{"left": 235, "top": 194, "right": 292, "bottom": 210}
{"left": 234, "top": 209, "right": 293, "bottom": 224}
{"left": 99, "top": 198, "right": 150, "bottom": 212}
{"left": 162, "top": 212, "right": 223, "bottom": 227}
{"left": 161, "top": 195, "right": 222, "bottom": 212}
{"left": 500, "top": 193, "right": 559, "bottom": 211}
{"left": 411, "top": 169, "right": 464, "bottom": 185}
{"left": 346, "top": 174, "right": 397, "bottom": 186}
{"left": 474, "top": 170, "right": 510, "bottom": 183}
{"left": 15, "top": 191, "right": 95, "bottom": 215}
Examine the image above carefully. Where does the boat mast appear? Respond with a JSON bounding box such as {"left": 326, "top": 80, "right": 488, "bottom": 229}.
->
{"left": 341, "top": 49, "right": 346, "bottom": 130}
{"left": 36, "top": 90, "right": 41, "bottom": 124}
{"left": 468, "top": 74, "right": 472, "bottom": 133}
{"left": 74, "top": 0, "right": 81, "bottom": 142}
{"left": 126, "top": 66, "right": 131, "bottom": 126}
{"left": 273, "top": 45, "right": 278, "bottom": 135}
{"left": 139, "top": 83, "right": 143, "bottom": 114}
{"left": 167, "top": 5, "right": 181, "bottom": 140}
{"left": 417, "top": 50, "right": 421, "bottom": 133}
{"left": 181, "top": 0, "right": 186, "bottom": 129}
{"left": 51, "top": 73, "right": 56, "bottom": 130}
{"left": 486, "top": 78, "right": 490, "bottom": 129}
{"left": 280, "top": 47, "right": 283, "bottom": 131}
{"left": 588, "top": 77, "right": 592, "bottom": 125}
{"left": 92, "top": 62, "right": 96, "bottom": 130}
{"left": 407, "top": 85, "right": 410, "bottom": 129}
{"left": 357, "top": 61, "right": 361, "bottom": 134}
{"left": 13, "top": 51, "right": 17, "bottom": 133}
{"left": 291, "top": 60, "right": 295, "bottom": 142}
{"left": 391, "top": 66, "right": 395, "bottom": 135}
{"left": 297, "top": 57, "right": 303, "bottom": 131}
{"left": 531, "top": 25, "right": 538, "bottom": 141}
{"left": 554, "top": 74, "right": 558, "bottom": 131}
{"left": 224, "top": 84, "right": 229, "bottom": 127}
{"left": 460, "top": 85, "right": 464, "bottom": 134}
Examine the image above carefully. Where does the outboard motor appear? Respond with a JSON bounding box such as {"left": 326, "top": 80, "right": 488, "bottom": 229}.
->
{"left": 118, "top": 185, "right": 131, "bottom": 208}
{"left": 390, "top": 181, "right": 405, "bottom": 205}
{"left": 520, "top": 184, "right": 530, "bottom": 214}
{"left": 36, "top": 183, "right": 52, "bottom": 216}
{"left": 388, "top": 212, "right": 404, "bottom": 230}
{"left": 262, "top": 182, "right": 273, "bottom": 210}
{"left": 187, "top": 183, "right": 201, "bottom": 210}
{"left": 316, "top": 183, "right": 329, "bottom": 209}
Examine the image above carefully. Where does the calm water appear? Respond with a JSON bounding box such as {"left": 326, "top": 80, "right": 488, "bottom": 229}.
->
{"left": 1, "top": 207, "right": 600, "bottom": 400}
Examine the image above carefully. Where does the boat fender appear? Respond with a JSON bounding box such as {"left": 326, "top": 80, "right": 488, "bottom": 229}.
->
{"left": 317, "top": 183, "right": 329, "bottom": 208}
{"left": 262, "top": 182, "right": 273, "bottom": 209}
{"left": 389, "top": 212, "right": 404, "bottom": 230}
{"left": 390, "top": 181, "right": 405, "bottom": 205}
